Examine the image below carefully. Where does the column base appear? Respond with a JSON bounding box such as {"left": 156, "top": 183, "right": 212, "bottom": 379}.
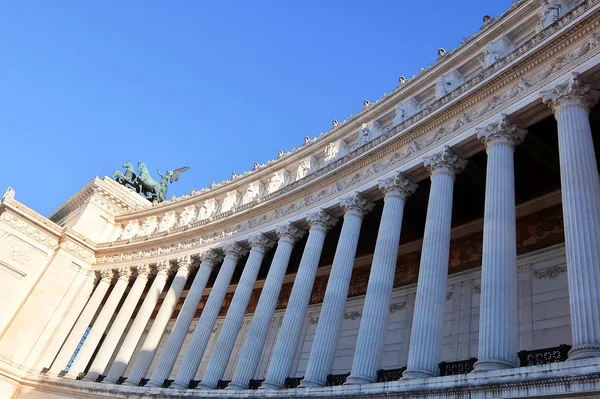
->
{"left": 169, "top": 381, "right": 189, "bottom": 390}
{"left": 568, "top": 345, "right": 600, "bottom": 360}
{"left": 258, "top": 380, "right": 283, "bottom": 390}
{"left": 197, "top": 382, "right": 217, "bottom": 390}
{"left": 297, "top": 378, "right": 325, "bottom": 388}
{"left": 82, "top": 372, "right": 100, "bottom": 382}
{"left": 121, "top": 380, "right": 139, "bottom": 387}
{"left": 100, "top": 377, "right": 118, "bottom": 385}
{"left": 401, "top": 368, "right": 436, "bottom": 380}
{"left": 472, "top": 359, "right": 518, "bottom": 373}
{"left": 145, "top": 381, "right": 163, "bottom": 388}
{"left": 224, "top": 381, "right": 246, "bottom": 390}
{"left": 344, "top": 374, "right": 375, "bottom": 385}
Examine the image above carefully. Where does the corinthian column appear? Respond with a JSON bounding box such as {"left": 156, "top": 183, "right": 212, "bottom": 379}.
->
{"left": 103, "top": 262, "right": 170, "bottom": 384}
{"left": 198, "top": 234, "right": 275, "bottom": 389}
{"left": 260, "top": 210, "right": 338, "bottom": 390}
{"left": 346, "top": 172, "right": 417, "bottom": 385}
{"left": 123, "top": 256, "right": 192, "bottom": 386}
{"left": 299, "top": 193, "right": 374, "bottom": 388}
{"left": 473, "top": 115, "right": 526, "bottom": 372}
{"left": 227, "top": 224, "right": 306, "bottom": 390}
{"left": 147, "top": 250, "right": 223, "bottom": 388}
{"left": 66, "top": 267, "right": 132, "bottom": 378}
{"left": 171, "top": 243, "right": 247, "bottom": 389}
{"left": 402, "top": 146, "right": 466, "bottom": 379}
{"left": 83, "top": 265, "right": 152, "bottom": 381}
{"left": 541, "top": 72, "right": 600, "bottom": 360}
{"left": 49, "top": 270, "right": 113, "bottom": 375}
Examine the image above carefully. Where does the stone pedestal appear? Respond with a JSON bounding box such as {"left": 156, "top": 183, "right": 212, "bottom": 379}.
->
{"left": 228, "top": 224, "right": 305, "bottom": 390}
{"left": 171, "top": 243, "right": 247, "bottom": 389}
{"left": 103, "top": 263, "right": 170, "bottom": 384}
{"left": 147, "top": 251, "right": 222, "bottom": 388}
{"left": 541, "top": 73, "right": 600, "bottom": 360}
{"left": 260, "top": 210, "right": 338, "bottom": 390}
{"left": 345, "top": 172, "right": 416, "bottom": 385}
{"left": 123, "top": 257, "right": 191, "bottom": 386}
{"left": 299, "top": 193, "right": 374, "bottom": 388}
{"left": 198, "top": 235, "right": 275, "bottom": 390}
{"left": 403, "top": 147, "right": 466, "bottom": 379}
{"left": 84, "top": 266, "right": 151, "bottom": 382}
{"left": 66, "top": 268, "right": 132, "bottom": 378}
{"left": 473, "top": 115, "right": 526, "bottom": 372}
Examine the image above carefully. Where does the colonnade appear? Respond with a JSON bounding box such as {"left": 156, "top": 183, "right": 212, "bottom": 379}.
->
{"left": 44, "top": 74, "right": 600, "bottom": 389}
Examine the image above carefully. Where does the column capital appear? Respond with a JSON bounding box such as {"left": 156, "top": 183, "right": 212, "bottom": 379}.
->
{"left": 476, "top": 114, "right": 527, "bottom": 149}
{"left": 136, "top": 264, "right": 151, "bottom": 279}
{"left": 340, "top": 192, "right": 375, "bottom": 219}
{"left": 248, "top": 233, "right": 276, "bottom": 253}
{"left": 199, "top": 250, "right": 224, "bottom": 268}
{"left": 276, "top": 222, "right": 306, "bottom": 243}
{"left": 155, "top": 260, "right": 171, "bottom": 275}
{"left": 176, "top": 255, "right": 192, "bottom": 270}
{"left": 541, "top": 72, "right": 600, "bottom": 115}
{"left": 117, "top": 267, "right": 133, "bottom": 282}
{"left": 423, "top": 146, "right": 468, "bottom": 178}
{"left": 379, "top": 171, "right": 417, "bottom": 200}
{"left": 99, "top": 269, "right": 114, "bottom": 283}
{"left": 306, "top": 209, "right": 339, "bottom": 232}
{"left": 223, "top": 242, "right": 249, "bottom": 261}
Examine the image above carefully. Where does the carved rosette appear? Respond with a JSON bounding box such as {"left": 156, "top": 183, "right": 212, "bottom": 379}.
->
{"left": 423, "top": 146, "right": 468, "bottom": 178}
{"left": 476, "top": 114, "right": 527, "bottom": 150}
{"left": 99, "top": 269, "right": 114, "bottom": 283}
{"left": 199, "top": 249, "right": 224, "bottom": 270}
{"left": 223, "top": 242, "right": 248, "bottom": 261}
{"left": 117, "top": 267, "right": 133, "bottom": 282}
{"left": 379, "top": 171, "right": 418, "bottom": 200}
{"left": 155, "top": 260, "right": 171, "bottom": 275}
{"left": 248, "top": 233, "right": 276, "bottom": 254}
{"left": 136, "top": 264, "right": 151, "bottom": 279}
{"left": 276, "top": 222, "right": 306, "bottom": 244}
{"left": 305, "top": 209, "right": 339, "bottom": 234}
{"left": 541, "top": 72, "right": 600, "bottom": 115}
{"left": 340, "top": 192, "right": 375, "bottom": 219}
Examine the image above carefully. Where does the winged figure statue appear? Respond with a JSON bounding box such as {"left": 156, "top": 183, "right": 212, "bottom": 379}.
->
{"left": 113, "top": 161, "right": 190, "bottom": 203}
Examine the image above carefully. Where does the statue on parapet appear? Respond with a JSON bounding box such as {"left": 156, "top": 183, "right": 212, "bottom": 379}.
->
{"left": 113, "top": 161, "right": 189, "bottom": 203}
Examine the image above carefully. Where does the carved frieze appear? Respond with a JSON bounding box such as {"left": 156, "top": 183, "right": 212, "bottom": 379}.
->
{"left": 0, "top": 211, "right": 59, "bottom": 249}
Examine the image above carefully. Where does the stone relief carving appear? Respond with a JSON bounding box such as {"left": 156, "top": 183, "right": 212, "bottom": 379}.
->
{"left": 97, "top": 12, "right": 596, "bottom": 261}
{"left": 344, "top": 311, "right": 362, "bottom": 320}
{"left": 484, "top": 35, "right": 514, "bottom": 67}
{"left": 392, "top": 98, "right": 419, "bottom": 125}
{"left": 357, "top": 123, "right": 371, "bottom": 147}
{"left": 120, "top": 220, "right": 140, "bottom": 240}
{"left": 198, "top": 198, "right": 217, "bottom": 221}
{"left": 294, "top": 160, "right": 311, "bottom": 181}
{"left": 137, "top": 216, "right": 158, "bottom": 236}
{"left": 241, "top": 181, "right": 261, "bottom": 204}
{"left": 541, "top": 0, "right": 571, "bottom": 28}
{"left": 1, "top": 211, "right": 59, "bottom": 249}
{"left": 177, "top": 206, "right": 196, "bottom": 227}
{"left": 389, "top": 302, "right": 407, "bottom": 313}
{"left": 533, "top": 265, "right": 567, "bottom": 279}
{"left": 265, "top": 171, "right": 287, "bottom": 194}
{"left": 157, "top": 211, "right": 177, "bottom": 232}
{"left": 220, "top": 191, "right": 239, "bottom": 213}
{"left": 436, "top": 70, "right": 463, "bottom": 98}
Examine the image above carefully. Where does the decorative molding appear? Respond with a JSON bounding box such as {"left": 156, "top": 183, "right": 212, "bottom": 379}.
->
{"left": 344, "top": 311, "right": 362, "bottom": 320}
{"left": 389, "top": 302, "right": 407, "bottom": 313}
{"left": 0, "top": 210, "right": 59, "bottom": 249}
{"left": 533, "top": 265, "right": 567, "bottom": 279}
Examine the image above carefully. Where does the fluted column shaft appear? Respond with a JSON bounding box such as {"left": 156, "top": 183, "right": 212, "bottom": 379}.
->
{"left": 66, "top": 268, "right": 132, "bottom": 378}
{"left": 49, "top": 271, "right": 113, "bottom": 375}
{"left": 403, "top": 146, "right": 466, "bottom": 379}
{"left": 171, "top": 243, "right": 247, "bottom": 389}
{"left": 123, "top": 258, "right": 191, "bottom": 386}
{"left": 147, "top": 252, "right": 222, "bottom": 388}
{"left": 542, "top": 73, "right": 600, "bottom": 359}
{"left": 260, "top": 210, "right": 337, "bottom": 390}
{"left": 346, "top": 173, "right": 416, "bottom": 385}
{"left": 474, "top": 116, "right": 526, "bottom": 372}
{"left": 228, "top": 225, "right": 305, "bottom": 390}
{"left": 198, "top": 235, "right": 275, "bottom": 389}
{"left": 299, "top": 193, "right": 374, "bottom": 388}
{"left": 84, "top": 266, "right": 151, "bottom": 381}
{"left": 103, "top": 263, "right": 170, "bottom": 384}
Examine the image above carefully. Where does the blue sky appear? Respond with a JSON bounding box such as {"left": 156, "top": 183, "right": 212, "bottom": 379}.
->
{"left": 0, "top": 0, "right": 514, "bottom": 217}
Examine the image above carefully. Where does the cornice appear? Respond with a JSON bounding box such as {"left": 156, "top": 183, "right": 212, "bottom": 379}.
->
{"left": 94, "top": 0, "right": 600, "bottom": 266}
{"left": 110, "top": 0, "right": 536, "bottom": 218}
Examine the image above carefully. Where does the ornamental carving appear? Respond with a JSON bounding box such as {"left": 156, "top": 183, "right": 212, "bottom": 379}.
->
{"left": 389, "top": 302, "right": 407, "bottom": 313}
{"left": 476, "top": 114, "right": 527, "bottom": 148}
{"left": 276, "top": 223, "right": 306, "bottom": 243}
{"left": 344, "top": 311, "right": 361, "bottom": 320}
{"left": 379, "top": 171, "right": 417, "bottom": 200}
{"left": 248, "top": 234, "right": 275, "bottom": 252}
{"left": 1, "top": 211, "right": 59, "bottom": 249}
{"left": 541, "top": 72, "right": 600, "bottom": 113}
{"left": 533, "top": 265, "right": 567, "bottom": 279}
{"left": 424, "top": 146, "right": 468, "bottom": 177}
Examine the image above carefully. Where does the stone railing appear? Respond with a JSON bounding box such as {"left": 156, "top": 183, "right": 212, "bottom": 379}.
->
{"left": 518, "top": 344, "right": 572, "bottom": 367}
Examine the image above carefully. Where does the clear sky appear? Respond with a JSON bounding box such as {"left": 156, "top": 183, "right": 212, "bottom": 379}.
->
{"left": 0, "top": 0, "right": 514, "bottom": 217}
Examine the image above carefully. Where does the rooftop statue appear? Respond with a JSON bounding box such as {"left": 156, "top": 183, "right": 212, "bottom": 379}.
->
{"left": 113, "top": 161, "right": 189, "bottom": 203}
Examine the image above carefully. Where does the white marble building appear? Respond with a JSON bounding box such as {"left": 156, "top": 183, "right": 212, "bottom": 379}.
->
{"left": 2, "top": 1, "right": 600, "bottom": 398}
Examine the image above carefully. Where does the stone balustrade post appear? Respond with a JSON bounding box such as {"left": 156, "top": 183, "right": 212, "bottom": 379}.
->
{"left": 299, "top": 193, "right": 374, "bottom": 388}
{"left": 403, "top": 146, "right": 466, "bottom": 379}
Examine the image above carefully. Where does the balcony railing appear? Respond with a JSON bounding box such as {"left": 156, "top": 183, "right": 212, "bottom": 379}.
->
{"left": 248, "top": 379, "right": 264, "bottom": 390}
{"left": 376, "top": 367, "right": 406, "bottom": 382}
{"left": 326, "top": 372, "right": 350, "bottom": 386}
{"left": 438, "top": 358, "right": 477, "bottom": 376}
{"left": 284, "top": 377, "right": 303, "bottom": 389}
{"left": 518, "top": 344, "right": 571, "bottom": 367}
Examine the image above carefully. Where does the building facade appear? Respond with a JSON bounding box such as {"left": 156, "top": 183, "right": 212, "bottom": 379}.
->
{"left": 2, "top": 1, "right": 600, "bottom": 398}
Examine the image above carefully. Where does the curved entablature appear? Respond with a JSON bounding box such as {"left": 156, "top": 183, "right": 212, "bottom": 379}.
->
{"left": 93, "top": 0, "right": 598, "bottom": 269}
{"left": 98, "top": 0, "right": 543, "bottom": 223}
